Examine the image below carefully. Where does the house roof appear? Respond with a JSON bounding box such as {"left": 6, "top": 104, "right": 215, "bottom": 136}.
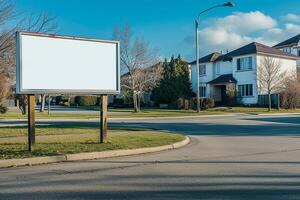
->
{"left": 273, "top": 34, "right": 300, "bottom": 48}
{"left": 190, "top": 42, "right": 299, "bottom": 64}
{"left": 222, "top": 42, "right": 299, "bottom": 61}
{"left": 207, "top": 74, "right": 237, "bottom": 85}
{"left": 189, "top": 52, "right": 222, "bottom": 65}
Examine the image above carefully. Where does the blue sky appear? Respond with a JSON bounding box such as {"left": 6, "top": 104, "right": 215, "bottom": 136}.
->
{"left": 16, "top": 0, "right": 300, "bottom": 61}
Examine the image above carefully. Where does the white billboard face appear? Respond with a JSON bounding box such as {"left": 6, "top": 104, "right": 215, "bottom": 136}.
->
{"left": 16, "top": 32, "right": 120, "bottom": 94}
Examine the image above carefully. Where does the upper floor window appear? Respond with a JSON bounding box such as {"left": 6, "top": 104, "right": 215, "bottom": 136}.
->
{"left": 237, "top": 56, "right": 252, "bottom": 71}
{"left": 214, "top": 62, "right": 220, "bottom": 75}
{"left": 283, "top": 48, "right": 292, "bottom": 54}
{"left": 298, "top": 50, "right": 300, "bottom": 57}
{"left": 199, "top": 64, "right": 206, "bottom": 76}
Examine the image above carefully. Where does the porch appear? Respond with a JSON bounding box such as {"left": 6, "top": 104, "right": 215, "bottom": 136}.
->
{"left": 207, "top": 74, "right": 237, "bottom": 105}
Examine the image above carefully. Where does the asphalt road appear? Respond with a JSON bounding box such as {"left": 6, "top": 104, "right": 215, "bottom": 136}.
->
{"left": 1, "top": 114, "right": 300, "bottom": 200}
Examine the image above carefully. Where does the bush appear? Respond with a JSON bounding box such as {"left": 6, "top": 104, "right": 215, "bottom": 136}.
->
{"left": 200, "top": 98, "right": 215, "bottom": 110}
{"left": 190, "top": 97, "right": 215, "bottom": 110}
{"left": 74, "top": 96, "right": 98, "bottom": 106}
{"left": 0, "top": 104, "right": 8, "bottom": 114}
{"left": 55, "top": 96, "right": 70, "bottom": 105}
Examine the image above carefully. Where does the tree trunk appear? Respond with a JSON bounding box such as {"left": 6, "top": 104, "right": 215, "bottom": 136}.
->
{"left": 40, "top": 94, "right": 45, "bottom": 112}
{"left": 133, "top": 91, "right": 140, "bottom": 113}
{"left": 268, "top": 92, "right": 271, "bottom": 112}
{"left": 68, "top": 96, "right": 71, "bottom": 107}
{"left": 137, "top": 92, "right": 141, "bottom": 112}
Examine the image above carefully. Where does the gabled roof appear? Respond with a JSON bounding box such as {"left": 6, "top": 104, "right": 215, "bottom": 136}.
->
{"left": 222, "top": 42, "right": 299, "bottom": 61}
{"left": 273, "top": 34, "right": 300, "bottom": 48}
{"left": 190, "top": 42, "right": 299, "bottom": 65}
{"left": 189, "top": 52, "right": 222, "bottom": 65}
{"left": 207, "top": 74, "right": 237, "bottom": 84}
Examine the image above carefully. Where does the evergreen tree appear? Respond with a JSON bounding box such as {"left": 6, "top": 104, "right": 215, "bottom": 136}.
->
{"left": 152, "top": 55, "right": 192, "bottom": 104}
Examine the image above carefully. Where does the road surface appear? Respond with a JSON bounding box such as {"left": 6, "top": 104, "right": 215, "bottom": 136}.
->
{"left": 1, "top": 114, "right": 300, "bottom": 200}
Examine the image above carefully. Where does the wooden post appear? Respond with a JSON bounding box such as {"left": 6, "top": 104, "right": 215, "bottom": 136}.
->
{"left": 27, "top": 95, "right": 36, "bottom": 152}
{"left": 100, "top": 95, "right": 108, "bottom": 143}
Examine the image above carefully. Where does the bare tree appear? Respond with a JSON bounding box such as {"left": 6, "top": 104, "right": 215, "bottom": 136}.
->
{"left": 0, "top": 72, "right": 10, "bottom": 104}
{"left": 257, "top": 56, "right": 286, "bottom": 111}
{"left": 281, "top": 70, "right": 300, "bottom": 109}
{"left": 113, "top": 23, "right": 158, "bottom": 112}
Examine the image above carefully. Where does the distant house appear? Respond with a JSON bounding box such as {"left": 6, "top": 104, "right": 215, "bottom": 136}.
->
{"left": 273, "top": 34, "right": 300, "bottom": 68}
{"left": 190, "top": 42, "right": 299, "bottom": 105}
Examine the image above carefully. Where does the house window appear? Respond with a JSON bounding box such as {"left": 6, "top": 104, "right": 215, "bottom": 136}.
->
{"left": 214, "top": 63, "right": 220, "bottom": 75}
{"left": 283, "top": 48, "right": 292, "bottom": 53}
{"left": 199, "top": 64, "right": 206, "bottom": 76}
{"left": 238, "top": 84, "right": 253, "bottom": 97}
{"left": 200, "top": 86, "right": 206, "bottom": 97}
{"left": 298, "top": 50, "right": 300, "bottom": 57}
{"left": 237, "top": 56, "right": 252, "bottom": 71}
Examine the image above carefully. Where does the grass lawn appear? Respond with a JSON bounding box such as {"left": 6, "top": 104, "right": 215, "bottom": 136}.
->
{"left": 0, "top": 125, "right": 185, "bottom": 159}
{"left": 1, "top": 107, "right": 300, "bottom": 120}
{"left": 0, "top": 109, "right": 223, "bottom": 119}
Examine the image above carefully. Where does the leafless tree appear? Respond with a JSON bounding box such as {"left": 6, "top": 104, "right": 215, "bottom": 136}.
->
{"left": 113, "top": 23, "right": 159, "bottom": 112}
{"left": 257, "top": 56, "right": 286, "bottom": 111}
{"left": 121, "top": 62, "right": 163, "bottom": 109}
{"left": 281, "top": 70, "right": 300, "bottom": 109}
{"left": 0, "top": 72, "right": 10, "bottom": 104}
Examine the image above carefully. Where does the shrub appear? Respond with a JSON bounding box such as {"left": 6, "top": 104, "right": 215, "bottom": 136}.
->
{"left": 74, "top": 96, "right": 98, "bottom": 106}
{"left": 0, "top": 104, "right": 8, "bottom": 114}
{"left": 201, "top": 98, "right": 215, "bottom": 110}
{"left": 55, "top": 96, "right": 70, "bottom": 105}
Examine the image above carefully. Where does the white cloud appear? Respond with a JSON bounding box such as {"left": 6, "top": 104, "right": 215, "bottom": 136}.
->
{"left": 198, "top": 27, "right": 252, "bottom": 54}
{"left": 214, "top": 11, "right": 277, "bottom": 34}
{"left": 282, "top": 13, "right": 300, "bottom": 23}
{"left": 285, "top": 23, "right": 300, "bottom": 33}
{"left": 182, "top": 11, "right": 300, "bottom": 59}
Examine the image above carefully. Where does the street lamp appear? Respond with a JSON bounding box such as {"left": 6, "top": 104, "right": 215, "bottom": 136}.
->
{"left": 195, "top": 2, "right": 234, "bottom": 112}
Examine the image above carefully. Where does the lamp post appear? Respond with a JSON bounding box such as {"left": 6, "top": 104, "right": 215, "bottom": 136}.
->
{"left": 195, "top": 2, "right": 234, "bottom": 112}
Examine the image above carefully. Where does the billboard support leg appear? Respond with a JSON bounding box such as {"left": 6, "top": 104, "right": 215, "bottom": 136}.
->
{"left": 28, "top": 94, "right": 36, "bottom": 152}
{"left": 100, "top": 95, "right": 108, "bottom": 143}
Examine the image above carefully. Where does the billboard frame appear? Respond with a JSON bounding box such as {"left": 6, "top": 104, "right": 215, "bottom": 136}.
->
{"left": 16, "top": 31, "right": 120, "bottom": 95}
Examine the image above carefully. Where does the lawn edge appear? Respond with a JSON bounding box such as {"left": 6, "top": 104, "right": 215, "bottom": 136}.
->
{"left": 0, "top": 136, "right": 190, "bottom": 168}
{"left": 0, "top": 114, "right": 234, "bottom": 121}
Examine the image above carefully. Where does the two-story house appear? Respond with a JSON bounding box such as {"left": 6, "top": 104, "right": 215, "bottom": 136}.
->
{"left": 273, "top": 34, "right": 300, "bottom": 68}
{"left": 190, "top": 42, "right": 299, "bottom": 105}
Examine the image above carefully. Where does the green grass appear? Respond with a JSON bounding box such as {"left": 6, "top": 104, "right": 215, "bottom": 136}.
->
{"left": 0, "top": 124, "right": 152, "bottom": 138}
{"left": 1, "top": 107, "right": 300, "bottom": 120}
{"left": 0, "top": 109, "right": 222, "bottom": 119}
{"left": 0, "top": 125, "right": 185, "bottom": 159}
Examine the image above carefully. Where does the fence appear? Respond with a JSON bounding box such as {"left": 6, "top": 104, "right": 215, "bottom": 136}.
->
{"left": 257, "top": 94, "right": 280, "bottom": 109}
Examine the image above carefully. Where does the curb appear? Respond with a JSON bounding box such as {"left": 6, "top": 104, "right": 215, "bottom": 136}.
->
{"left": 0, "top": 136, "right": 190, "bottom": 168}
{"left": 257, "top": 113, "right": 300, "bottom": 116}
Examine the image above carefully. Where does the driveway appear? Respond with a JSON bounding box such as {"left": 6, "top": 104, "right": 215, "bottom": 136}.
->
{"left": 0, "top": 114, "right": 300, "bottom": 200}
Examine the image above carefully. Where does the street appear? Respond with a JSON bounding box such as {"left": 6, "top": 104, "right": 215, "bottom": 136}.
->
{"left": 1, "top": 114, "right": 300, "bottom": 199}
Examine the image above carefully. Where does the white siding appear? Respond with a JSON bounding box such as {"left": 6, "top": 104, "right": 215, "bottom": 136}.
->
{"left": 191, "top": 53, "right": 298, "bottom": 105}
{"left": 233, "top": 54, "right": 258, "bottom": 104}
{"left": 256, "top": 54, "right": 297, "bottom": 95}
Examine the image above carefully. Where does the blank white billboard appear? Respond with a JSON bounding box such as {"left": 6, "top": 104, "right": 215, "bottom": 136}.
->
{"left": 16, "top": 32, "right": 120, "bottom": 94}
